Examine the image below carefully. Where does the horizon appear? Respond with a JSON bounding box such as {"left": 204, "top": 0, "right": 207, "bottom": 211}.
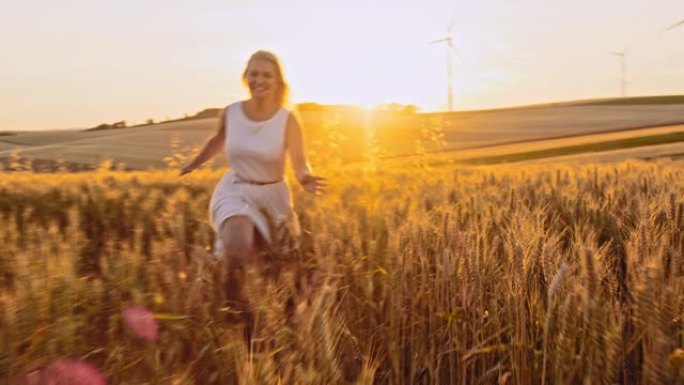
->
{"left": 2, "top": 0, "right": 683, "bottom": 131}
{"left": 3, "top": 93, "right": 684, "bottom": 133}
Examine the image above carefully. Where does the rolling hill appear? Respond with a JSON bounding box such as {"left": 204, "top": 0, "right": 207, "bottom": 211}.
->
{"left": 1, "top": 96, "right": 683, "bottom": 171}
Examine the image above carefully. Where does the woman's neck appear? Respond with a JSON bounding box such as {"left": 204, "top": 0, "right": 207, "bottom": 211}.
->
{"left": 248, "top": 98, "right": 278, "bottom": 112}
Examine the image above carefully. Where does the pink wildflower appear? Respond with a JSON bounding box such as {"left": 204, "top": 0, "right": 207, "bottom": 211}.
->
{"left": 45, "top": 359, "right": 107, "bottom": 385}
{"left": 15, "top": 359, "right": 107, "bottom": 385}
{"left": 122, "top": 305, "right": 159, "bottom": 342}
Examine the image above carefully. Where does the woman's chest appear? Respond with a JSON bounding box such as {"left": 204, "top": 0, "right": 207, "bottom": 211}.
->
{"left": 227, "top": 125, "right": 286, "bottom": 160}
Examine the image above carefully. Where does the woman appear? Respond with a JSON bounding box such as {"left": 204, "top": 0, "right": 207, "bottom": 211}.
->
{"left": 180, "top": 50, "right": 326, "bottom": 326}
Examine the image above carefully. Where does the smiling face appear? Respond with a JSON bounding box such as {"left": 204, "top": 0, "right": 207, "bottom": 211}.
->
{"left": 244, "top": 59, "right": 280, "bottom": 102}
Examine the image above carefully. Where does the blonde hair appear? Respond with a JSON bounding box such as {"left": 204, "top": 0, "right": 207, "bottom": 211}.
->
{"left": 242, "top": 50, "right": 289, "bottom": 106}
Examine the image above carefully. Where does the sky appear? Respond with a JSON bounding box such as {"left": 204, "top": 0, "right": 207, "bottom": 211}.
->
{"left": 1, "top": 0, "right": 682, "bottom": 131}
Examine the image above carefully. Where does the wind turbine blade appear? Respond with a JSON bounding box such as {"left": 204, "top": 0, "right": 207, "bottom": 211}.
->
{"left": 448, "top": 41, "right": 462, "bottom": 59}
{"left": 447, "top": 18, "right": 455, "bottom": 34}
{"left": 608, "top": 51, "right": 624, "bottom": 57}
{"left": 430, "top": 38, "right": 448, "bottom": 44}
{"left": 661, "top": 19, "right": 684, "bottom": 33}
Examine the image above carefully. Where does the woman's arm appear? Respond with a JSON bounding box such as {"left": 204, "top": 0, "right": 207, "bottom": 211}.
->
{"left": 285, "top": 112, "right": 312, "bottom": 183}
{"left": 180, "top": 108, "right": 227, "bottom": 175}
{"left": 286, "top": 112, "right": 326, "bottom": 194}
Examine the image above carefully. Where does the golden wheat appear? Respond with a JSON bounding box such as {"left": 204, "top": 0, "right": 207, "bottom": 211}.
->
{"left": 1, "top": 158, "right": 683, "bottom": 384}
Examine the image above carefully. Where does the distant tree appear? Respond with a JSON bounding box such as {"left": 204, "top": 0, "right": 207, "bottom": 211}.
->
{"left": 146, "top": 118, "right": 155, "bottom": 125}
{"left": 88, "top": 123, "right": 112, "bottom": 131}
{"left": 373, "top": 103, "right": 419, "bottom": 113}
{"left": 296, "top": 103, "right": 324, "bottom": 112}
{"left": 403, "top": 104, "right": 420, "bottom": 114}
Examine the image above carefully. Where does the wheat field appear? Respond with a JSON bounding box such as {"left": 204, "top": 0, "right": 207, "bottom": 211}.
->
{"left": 1, "top": 158, "right": 683, "bottom": 384}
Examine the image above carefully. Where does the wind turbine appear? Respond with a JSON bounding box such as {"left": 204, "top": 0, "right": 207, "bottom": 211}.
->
{"left": 608, "top": 49, "right": 628, "bottom": 97}
{"left": 430, "top": 21, "right": 460, "bottom": 111}
{"left": 605, "top": 19, "right": 682, "bottom": 97}
{"left": 660, "top": 19, "right": 684, "bottom": 33}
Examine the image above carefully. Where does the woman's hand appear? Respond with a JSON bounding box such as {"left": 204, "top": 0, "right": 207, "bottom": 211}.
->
{"left": 179, "top": 163, "right": 194, "bottom": 176}
{"left": 299, "top": 174, "right": 327, "bottom": 195}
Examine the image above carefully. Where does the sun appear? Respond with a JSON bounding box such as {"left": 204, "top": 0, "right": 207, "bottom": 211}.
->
{"left": 273, "top": 4, "right": 476, "bottom": 111}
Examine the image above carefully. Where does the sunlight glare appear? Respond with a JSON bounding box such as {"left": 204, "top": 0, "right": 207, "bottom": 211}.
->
{"left": 273, "top": 2, "right": 490, "bottom": 111}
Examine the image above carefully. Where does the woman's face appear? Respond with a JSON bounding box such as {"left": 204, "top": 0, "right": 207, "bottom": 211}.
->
{"left": 245, "top": 59, "right": 279, "bottom": 102}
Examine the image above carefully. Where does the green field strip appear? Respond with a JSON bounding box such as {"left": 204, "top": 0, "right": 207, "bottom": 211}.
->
{"left": 457, "top": 131, "right": 684, "bottom": 165}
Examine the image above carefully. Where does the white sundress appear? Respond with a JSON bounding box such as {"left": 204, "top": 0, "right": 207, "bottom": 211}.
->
{"left": 209, "top": 101, "right": 310, "bottom": 257}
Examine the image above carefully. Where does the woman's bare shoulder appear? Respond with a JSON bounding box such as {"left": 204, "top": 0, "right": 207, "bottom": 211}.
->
{"left": 283, "top": 106, "right": 303, "bottom": 122}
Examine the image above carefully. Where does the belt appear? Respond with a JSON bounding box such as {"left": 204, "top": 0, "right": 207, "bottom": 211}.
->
{"left": 233, "top": 177, "right": 283, "bottom": 185}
